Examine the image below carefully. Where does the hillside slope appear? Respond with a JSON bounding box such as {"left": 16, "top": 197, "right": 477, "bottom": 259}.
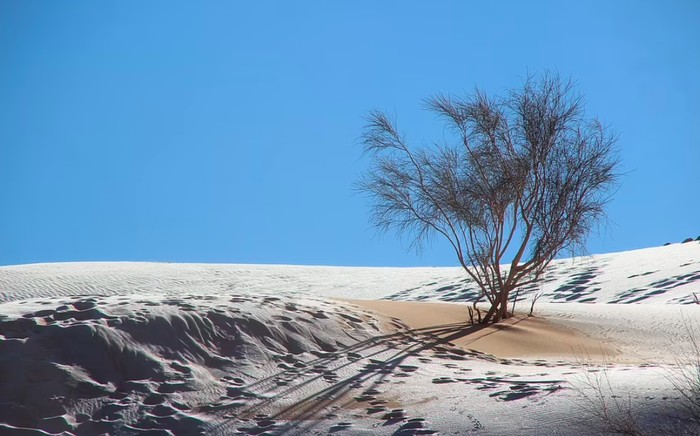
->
{"left": 0, "top": 242, "right": 698, "bottom": 435}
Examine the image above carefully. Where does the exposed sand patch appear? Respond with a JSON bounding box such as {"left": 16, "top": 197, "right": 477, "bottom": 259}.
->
{"left": 342, "top": 299, "right": 618, "bottom": 361}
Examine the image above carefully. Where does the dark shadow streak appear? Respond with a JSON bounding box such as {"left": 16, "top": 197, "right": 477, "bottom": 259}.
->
{"left": 209, "top": 321, "right": 495, "bottom": 434}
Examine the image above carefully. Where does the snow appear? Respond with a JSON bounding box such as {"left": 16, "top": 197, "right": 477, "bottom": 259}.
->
{"left": 0, "top": 241, "right": 698, "bottom": 434}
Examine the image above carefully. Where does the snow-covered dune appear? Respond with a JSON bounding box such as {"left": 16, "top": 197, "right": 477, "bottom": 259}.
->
{"left": 0, "top": 242, "right": 698, "bottom": 435}
{"left": 0, "top": 293, "right": 386, "bottom": 435}
{"left": 2, "top": 242, "right": 698, "bottom": 305}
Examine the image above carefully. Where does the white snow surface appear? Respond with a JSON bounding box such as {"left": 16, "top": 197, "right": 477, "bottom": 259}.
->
{"left": 2, "top": 243, "right": 699, "bottom": 305}
{"left": 0, "top": 242, "right": 699, "bottom": 435}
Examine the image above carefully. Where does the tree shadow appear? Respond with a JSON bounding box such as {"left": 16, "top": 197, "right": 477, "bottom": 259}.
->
{"left": 208, "top": 321, "right": 488, "bottom": 434}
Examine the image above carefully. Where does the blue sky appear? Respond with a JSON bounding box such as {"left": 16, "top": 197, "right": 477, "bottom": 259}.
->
{"left": 1, "top": 1, "right": 698, "bottom": 267}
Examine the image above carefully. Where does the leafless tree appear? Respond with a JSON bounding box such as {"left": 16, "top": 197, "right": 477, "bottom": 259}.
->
{"left": 358, "top": 72, "right": 620, "bottom": 324}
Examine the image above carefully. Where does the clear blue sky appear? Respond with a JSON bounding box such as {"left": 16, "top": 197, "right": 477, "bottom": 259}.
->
{"left": 1, "top": 1, "right": 698, "bottom": 267}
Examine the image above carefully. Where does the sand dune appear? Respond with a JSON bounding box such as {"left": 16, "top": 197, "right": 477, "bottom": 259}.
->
{"left": 0, "top": 293, "right": 386, "bottom": 434}
{"left": 0, "top": 242, "right": 698, "bottom": 434}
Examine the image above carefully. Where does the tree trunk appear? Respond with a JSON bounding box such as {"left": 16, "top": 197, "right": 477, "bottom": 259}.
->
{"left": 480, "top": 288, "right": 512, "bottom": 324}
{"left": 480, "top": 299, "right": 498, "bottom": 324}
{"left": 497, "top": 289, "right": 511, "bottom": 321}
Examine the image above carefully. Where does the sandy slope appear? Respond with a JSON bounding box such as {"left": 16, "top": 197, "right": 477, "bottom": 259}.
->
{"left": 343, "top": 299, "right": 620, "bottom": 361}
{"left": 0, "top": 242, "right": 698, "bottom": 434}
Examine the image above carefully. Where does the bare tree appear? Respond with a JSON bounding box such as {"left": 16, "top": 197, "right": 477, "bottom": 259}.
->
{"left": 359, "top": 72, "right": 620, "bottom": 324}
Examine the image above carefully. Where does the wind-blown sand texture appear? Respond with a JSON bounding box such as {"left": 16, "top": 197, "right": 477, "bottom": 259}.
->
{"left": 0, "top": 243, "right": 699, "bottom": 434}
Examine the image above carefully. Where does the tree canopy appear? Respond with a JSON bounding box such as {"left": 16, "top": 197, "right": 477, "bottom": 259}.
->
{"left": 359, "top": 73, "right": 620, "bottom": 323}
